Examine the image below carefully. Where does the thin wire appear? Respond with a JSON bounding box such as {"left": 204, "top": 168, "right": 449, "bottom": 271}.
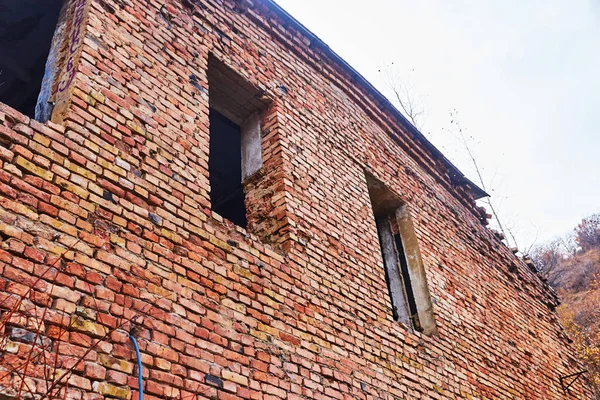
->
{"left": 129, "top": 334, "right": 144, "bottom": 400}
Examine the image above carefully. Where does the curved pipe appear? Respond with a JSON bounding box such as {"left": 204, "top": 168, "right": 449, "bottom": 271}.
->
{"left": 129, "top": 334, "right": 143, "bottom": 400}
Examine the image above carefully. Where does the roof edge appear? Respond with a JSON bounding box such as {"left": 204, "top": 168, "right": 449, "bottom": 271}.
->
{"left": 265, "top": 0, "right": 489, "bottom": 201}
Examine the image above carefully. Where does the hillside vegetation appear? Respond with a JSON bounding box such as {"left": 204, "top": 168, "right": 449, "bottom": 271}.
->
{"left": 532, "top": 214, "right": 600, "bottom": 391}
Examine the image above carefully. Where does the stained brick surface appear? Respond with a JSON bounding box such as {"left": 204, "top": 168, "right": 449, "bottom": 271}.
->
{"left": 0, "top": 0, "right": 594, "bottom": 399}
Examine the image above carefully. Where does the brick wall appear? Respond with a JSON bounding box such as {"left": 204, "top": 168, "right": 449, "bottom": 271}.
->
{"left": 0, "top": 0, "right": 594, "bottom": 399}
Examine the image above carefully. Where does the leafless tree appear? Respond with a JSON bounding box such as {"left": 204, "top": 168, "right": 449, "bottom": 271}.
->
{"left": 446, "top": 109, "right": 521, "bottom": 250}
{"left": 560, "top": 232, "right": 579, "bottom": 257}
{"left": 380, "top": 70, "right": 522, "bottom": 251}
{"left": 530, "top": 238, "right": 564, "bottom": 274}
{"left": 379, "top": 64, "right": 426, "bottom": 130}
{"left": 576, "top": 213, "right": 600, "bottom": 251}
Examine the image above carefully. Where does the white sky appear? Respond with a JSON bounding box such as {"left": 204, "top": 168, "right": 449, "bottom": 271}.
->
{"left": 274, "top": 0, "right": 600, "bottom": 250}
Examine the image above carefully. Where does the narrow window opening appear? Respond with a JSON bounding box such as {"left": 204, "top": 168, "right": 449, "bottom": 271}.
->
{"left": 207, "top": 56, "right": 270, "bottom": 229}
{"left": 375, "top": 217, "right": 407, "bottom": 323}
{"left": 374, "top": 214, "right": 414, "bottom": 328}
{"left": 366, "top": 173, "right": 437, "bottom": 335}
{"left": 0, "top": 0, "right": 63, "bottom": 118}
{"left": 209, "top": 109, "right": 247, "bottom": 228}
{"left": 393, "top": 232, "right": 421, "bottom": 330}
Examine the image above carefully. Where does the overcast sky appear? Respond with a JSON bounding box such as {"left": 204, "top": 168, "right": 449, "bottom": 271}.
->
{"left": 275, "top": 0, "right": 600, "bottom": 250}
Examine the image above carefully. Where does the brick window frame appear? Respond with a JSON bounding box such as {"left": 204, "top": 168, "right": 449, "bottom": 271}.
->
{"left": 0, "top": 0, "right": 64, "bottom": 120}
{"left": 0, "top": 0, "right": 93, "bottom": 123}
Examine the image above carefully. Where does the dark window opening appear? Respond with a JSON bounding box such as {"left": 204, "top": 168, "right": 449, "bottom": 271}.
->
{"left": 366, "top": 173, "right": 437, "bottom": 334}
{"left": 393, "top": 232, "right": 421, "bottom": 330}
{"left": 209, "top": 109, "right": 247, "bottom": 228}
{"left": 0, "top": 0, "right": 63, "bottom": 118}
{"left": 207, "top": 56, "right": 270, "bottom": 229}
{"left": 376, "top": 225, "right": 400, "bottom": 321}
{"left": 374, "top": 214, "right": 418, "bottom": 330}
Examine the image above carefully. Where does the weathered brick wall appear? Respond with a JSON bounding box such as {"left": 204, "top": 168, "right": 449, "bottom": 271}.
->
{"left": 0, "top": 0, "right": 594, "bottom": 399}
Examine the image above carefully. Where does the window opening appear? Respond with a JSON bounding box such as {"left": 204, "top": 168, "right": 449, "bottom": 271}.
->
{"left": 375, "top": 215, "right": 412, "bottom": 326}
{"left": 0, "top": 0, "right": 63, "bottom": 118}
{"left": 207, "top": 56, "right": 270, "bottom": 228}
{"left": 209, "top": 109, "right": 247, "bottom": 228}
{"left": 393, "top": 232, "right": 421, "bottom": 330}
{"left": 366, "top": 173, "right": 437, "bottom": 335}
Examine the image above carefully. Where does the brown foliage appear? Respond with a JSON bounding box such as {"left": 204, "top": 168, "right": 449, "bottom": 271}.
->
{"left": 0, "top": 239, "right": 149, "bottom": 399}
{"left": 535, "top": 213, "right": 600, "bottom": 394}
{"left": 532, "top": 213, "right": 600, "bottom": 393}
{"left": 557, "top": 275, "right": 600, "bottom": 391}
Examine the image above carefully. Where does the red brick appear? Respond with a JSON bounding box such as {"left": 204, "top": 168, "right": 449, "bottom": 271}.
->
{"left": 85, "top": 363, "right": 107, "bottom": 380}
{"left": 38, "top": 201, "right": 59, "bottom": 217}
{"left": 0, "top": 182, "right": 17, "bottom": 198}
{"left": 24, "top": 246, "right": 45, "bottom": 263}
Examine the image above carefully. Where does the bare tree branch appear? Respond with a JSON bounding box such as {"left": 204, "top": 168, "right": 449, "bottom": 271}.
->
{"left": 390, "top": 85, "right": 425, "bottom": 129}
{"left": 379, "top": 65, "right": 426, "bottom": 130}
{"left": 448, "top": 110, "right": 517, "bottom": 249}
{"left": 380, "top": 66, "right": 522, "bottom": 251}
